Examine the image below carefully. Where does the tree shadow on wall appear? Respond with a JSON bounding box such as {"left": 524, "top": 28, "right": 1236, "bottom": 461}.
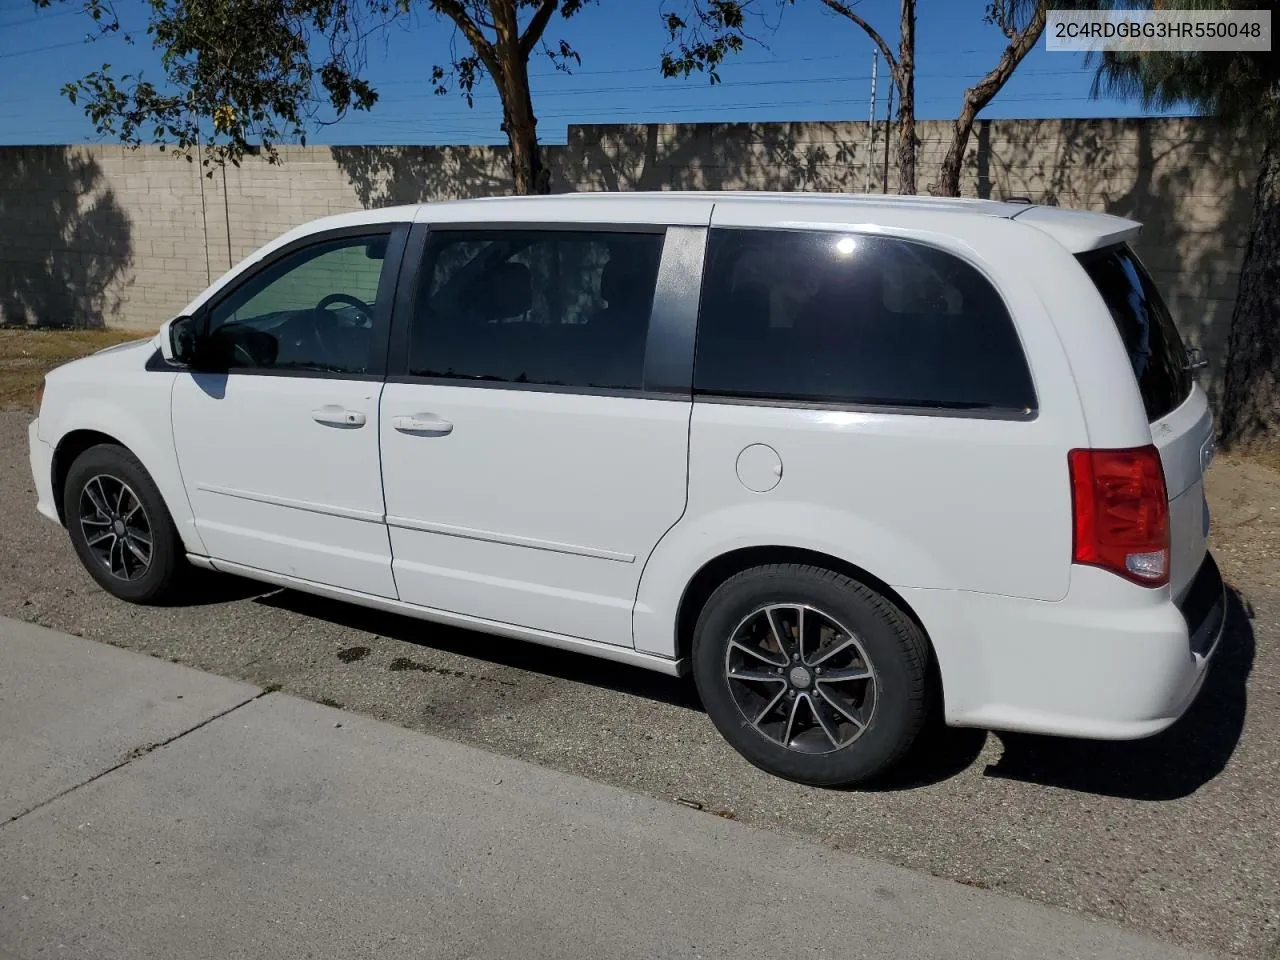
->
{"left": 974, "top": 118, "right": 1257, "bottom": 407}
{"left": 332, "top": 123, "right": 877, "bottom": 209}
{"left": 562, "top": 117, "right": 1255, "bottom": 407}
{"left": 0, "top": 147, "right": 133, "bottom": 329}
{"left": 329, "top": 145, "right": 514, "bottom": 208}
{"left": 557, "top": 121, "right": 872, "bottom": 195}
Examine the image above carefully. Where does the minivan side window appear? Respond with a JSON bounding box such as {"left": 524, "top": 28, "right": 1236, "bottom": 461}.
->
{"left": 408, "top": 229, "right": 665, "bottom": 391}
{"left": 206, "top": 235, "right": 389, "bottom": 374}
{"left": 693, "top": 229, "right": 1037, "bottom": 413}
{"left": 1077, "top": 243, "right": 1191, "bottom": 422}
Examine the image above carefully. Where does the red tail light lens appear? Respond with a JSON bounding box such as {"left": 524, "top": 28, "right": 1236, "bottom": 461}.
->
{"left": 1068, "top": 446, "right": 1170, "bottom": 588}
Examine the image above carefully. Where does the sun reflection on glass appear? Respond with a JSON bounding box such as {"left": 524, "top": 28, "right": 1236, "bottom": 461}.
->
{"left": 834, "top": 236, "right": 857, "bottom": 256}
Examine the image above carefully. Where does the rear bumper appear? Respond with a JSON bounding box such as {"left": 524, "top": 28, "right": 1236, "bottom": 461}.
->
{"left": 29, "top": 418, "right": 59, "bottom": 525}
{"left": 1179, "top": 552, "right": 1226, "bottom": 660}
{"left": 902, "top": 557, "right": 1226, "bottom": 740}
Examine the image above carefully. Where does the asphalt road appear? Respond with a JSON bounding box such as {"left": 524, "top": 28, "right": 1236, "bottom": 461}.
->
{"left": 2, "top": 410, "right": 1277, "bottom": 958}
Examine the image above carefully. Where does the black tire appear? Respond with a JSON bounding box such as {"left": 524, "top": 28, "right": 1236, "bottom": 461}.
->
{"left": 62, "top": 443, "right": 185, "bottom": 604}
{"left": 692, "top": 563, "right": 932, "bottom": 787}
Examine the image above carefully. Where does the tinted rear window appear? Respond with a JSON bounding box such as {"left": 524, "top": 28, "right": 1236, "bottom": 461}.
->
{"left": 1078, "top": 244, "right": 1191, "bottom": 422}
{"left": 693, "top": 229, "right": 1036, "bottom": 413}
{"left": 408, "top": 229, "right": 663, "bottom": 390}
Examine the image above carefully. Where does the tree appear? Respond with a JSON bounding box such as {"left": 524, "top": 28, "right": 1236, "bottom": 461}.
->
{"left": 933, "top": 1, "right": 1045, "bottom": 197}
{"left": 1090, "top": 0, "right": 1280, "bottom": 450}
{"left": 662, "top": 0, "right": 921, "bottom": 194}
{"left": 820, "top": 0, "right": 917, "bottom": 194}
{"left": 40, "top": 0, "right": 594, "bottom": 196}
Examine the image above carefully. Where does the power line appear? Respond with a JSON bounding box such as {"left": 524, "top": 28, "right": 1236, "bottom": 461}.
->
{"left": 383, "top": 64, "right": 1075, "bottom": 95}
{"left": 521, "top": 53, "right": 849, "bottom": 82}
{"left": 0, "top": 89, "right": 1132, "bottom": 137}
{"left": 310, "top": 66, "right": 1084, "bottom": 112}
{"left": 3, "top": 102, "right": 1181, "bottom": 144}
{"left": 0, "top": 37, "right": 92, "bottom": 60}
{"left": 0, "top": 16, "right": 143, "bottom": 60}
{"left": 0, "top": 62, "right": 1089, "bottom": 112}
{"left": 316, "top": 85, "right": 1113, "bottom": 127}
{"left": 0, "top": 7, "right": 77, "bottom": 30}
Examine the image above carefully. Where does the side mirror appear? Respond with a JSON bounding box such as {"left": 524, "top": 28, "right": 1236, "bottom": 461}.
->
{"left": 157, "top": 315, "right": 200, "bottom": 366}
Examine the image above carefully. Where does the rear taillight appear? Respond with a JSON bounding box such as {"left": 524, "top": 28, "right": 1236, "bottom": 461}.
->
{"left": 1068, "top": 445, "right": 1170, "bottom": 588}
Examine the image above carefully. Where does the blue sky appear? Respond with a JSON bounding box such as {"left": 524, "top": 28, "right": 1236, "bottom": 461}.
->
{"left": 0, "top": 0, "right": 1183, "bottom": 146}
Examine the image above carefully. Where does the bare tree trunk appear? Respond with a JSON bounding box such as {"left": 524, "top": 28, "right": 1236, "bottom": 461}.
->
{"left": 490, "top": 0, "right": 550, "bottom": 196}
{"left": 818, "top": 0, "right": 916, "bottom": 194}
{"left": 895, "top": 0, "right": 916, "bottom": 195}
{"left": 1219, "top": 128, "right": 1280, "bottom": 451}
{"left": 498, "top": 61, "right": 547, "bottom": 195}
{"left": 936, "top": 5, "right": 1045, "bottom": 197}
{"left": 937, "top": 101, "right": 979, "bottom": 199}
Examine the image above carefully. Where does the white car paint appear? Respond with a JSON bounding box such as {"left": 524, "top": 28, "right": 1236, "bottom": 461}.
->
{"left": 35, "top": 191, "right": 1222, "bottom": 742}
{"left": 171, "top": 373, "right": 396, "bottom": 598}
{"left": 34, "top": 339, "right": 204, "bottom": 555}
{"left": 379, "top": 384, "right": 692, "bottom": 646}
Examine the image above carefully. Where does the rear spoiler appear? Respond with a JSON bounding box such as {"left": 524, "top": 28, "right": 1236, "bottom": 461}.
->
{"left": 1009, "top": 205, "right": 1143, "bottom": 254}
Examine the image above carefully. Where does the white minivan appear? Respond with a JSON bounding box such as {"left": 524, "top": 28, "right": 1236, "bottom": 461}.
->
{"left": 30, "top": 192, "right": 1226, "bottom": 786}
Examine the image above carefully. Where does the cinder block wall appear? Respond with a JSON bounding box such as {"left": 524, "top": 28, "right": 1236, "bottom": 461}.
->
{"left": 0, "top": 117, "right": 1259, "bottom": 400}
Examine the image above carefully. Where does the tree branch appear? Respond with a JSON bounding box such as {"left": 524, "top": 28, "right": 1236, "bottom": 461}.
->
{"left": 520, "top": 0, "right": 559, "bottom": 57}
{"left": 962, "top": 2, "right": 1044, "bottom": 118}
{"left": 934, "top": 1, "right": 1044, "bottom": 196}
{"left": 990, "top": 1, "right": 1016, "bottom": 40}
{"left": 818, "top": 0, "right": 897, "bottom": 71}
{"left": 432, "top": 0, "right": 500, "bottom": 73}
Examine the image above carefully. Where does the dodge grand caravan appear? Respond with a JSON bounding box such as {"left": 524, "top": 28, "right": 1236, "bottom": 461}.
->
{"left": 29, "top": 192, "right": 1226, "bottom": 786}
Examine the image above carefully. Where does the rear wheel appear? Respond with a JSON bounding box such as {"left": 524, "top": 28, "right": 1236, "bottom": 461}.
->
{"left": 692, "top": 563, "right": 931, "bottom": 787}
{"left": 62, "top": 444, "right": 184, "bottom": 604}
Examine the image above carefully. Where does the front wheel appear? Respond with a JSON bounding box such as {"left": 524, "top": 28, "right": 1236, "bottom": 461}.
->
{"left": 692, "top": 563, "right": 932, "bottom": 787}
{"left": 62, "top": 443, "right": 185, "bottom": 604}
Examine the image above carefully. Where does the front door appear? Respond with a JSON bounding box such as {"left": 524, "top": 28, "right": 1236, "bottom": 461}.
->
{"left": 171, "top": 227, "right": 406, "bottom": 598}
{"left": 378, "top": 223, "right": 701, "bottom": 647}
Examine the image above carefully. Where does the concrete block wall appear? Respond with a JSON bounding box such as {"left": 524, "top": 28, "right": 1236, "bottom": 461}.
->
{"left": 0, "top": 117, "right": 1259, "bottom": 400}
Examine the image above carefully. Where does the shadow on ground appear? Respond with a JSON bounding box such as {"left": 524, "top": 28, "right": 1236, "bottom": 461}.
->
{"left": 179, "top": 572, "right": 1252, "bottom": 799}
{"left": 984, "top": 588, "right": 1253, "bottom": 801}
{"left": 169, "top": 570, "right": 278, "bottom": 607}
{"left": 254, "top": 588, "right": 704, "bottom": 713}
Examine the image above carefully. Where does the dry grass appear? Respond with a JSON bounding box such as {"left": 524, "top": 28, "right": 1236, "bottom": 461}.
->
{"left": 1243, "top": 449, "right": 1280, "bottom": 475}
{"left": 0, "top": 327, "right": 148, "bottom": 410}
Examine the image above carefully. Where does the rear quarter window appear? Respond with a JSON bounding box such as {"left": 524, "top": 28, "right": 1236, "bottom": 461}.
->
{"left": 1077, "top": 243, "right": 1191, "bottom": 422}
{"left": 693, "top": 229, "right": 1037, "bottom": 414}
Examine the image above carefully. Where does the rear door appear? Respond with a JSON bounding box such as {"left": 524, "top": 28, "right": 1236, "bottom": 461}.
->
{"left": 377, "top": 221, "right": 707, "bottom": 647}
{"left": 1077, "top": 243, "right": 1211, "bottom": 601}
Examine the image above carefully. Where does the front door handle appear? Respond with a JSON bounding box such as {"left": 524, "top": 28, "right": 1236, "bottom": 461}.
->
{"left": 312, "top": 405, "right": 367, "bottom": 428}
{"left": 392, "top": 414, "right": 454, "bottom": 437}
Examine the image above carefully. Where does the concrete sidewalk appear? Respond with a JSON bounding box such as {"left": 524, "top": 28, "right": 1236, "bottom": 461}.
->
{"left": 0, "top": 618, "right": 1215, "bottom": 960}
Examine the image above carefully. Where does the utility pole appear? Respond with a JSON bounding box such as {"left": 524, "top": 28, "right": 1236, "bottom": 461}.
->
{"left": 865, "top": 51, "right": 877, "bottom": 193}
{"left": 882, "top": 79, "right": 894, "bottom": 194}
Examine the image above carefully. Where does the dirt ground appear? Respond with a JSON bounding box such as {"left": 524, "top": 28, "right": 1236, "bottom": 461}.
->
{"left": 1207, "top": 454, "right": 1280, "bottom": 596}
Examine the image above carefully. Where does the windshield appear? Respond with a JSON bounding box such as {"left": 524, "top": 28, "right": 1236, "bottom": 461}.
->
{"left": 1077, "top": 243, "right": 1192, "bottom": 422}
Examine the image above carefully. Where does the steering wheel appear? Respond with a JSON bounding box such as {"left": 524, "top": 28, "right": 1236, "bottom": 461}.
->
{"left": 296, "top": 293, "right": 371, "bottom": 369}
{"left": 315, "top": 292, "right": 374, "bottom": 326}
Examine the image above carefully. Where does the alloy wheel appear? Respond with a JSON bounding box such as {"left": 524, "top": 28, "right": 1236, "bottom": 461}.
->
{"left": 724, "top": 603, "right": 878, "bottom": 755}
{"left": 78, "top": 474, "right": 153, "bottom": 582}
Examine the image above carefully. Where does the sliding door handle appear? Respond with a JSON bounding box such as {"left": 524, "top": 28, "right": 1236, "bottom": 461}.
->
{"left": 392, "top": 414, "right": 454, "bottom": 437}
